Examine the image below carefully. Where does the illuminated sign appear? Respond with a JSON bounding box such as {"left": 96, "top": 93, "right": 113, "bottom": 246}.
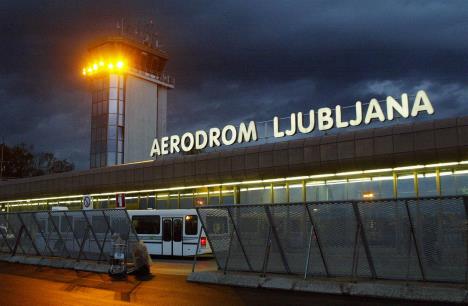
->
{"left": 150, "top": 90, "right": 434, "bottom": 156}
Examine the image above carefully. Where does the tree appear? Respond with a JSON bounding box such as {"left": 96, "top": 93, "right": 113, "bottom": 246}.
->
{"left": 0, "top": 143, "right": 75, "bottom": 179}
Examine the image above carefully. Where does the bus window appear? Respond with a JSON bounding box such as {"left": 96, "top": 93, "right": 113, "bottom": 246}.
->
{"left": 92, "top": 216, "right": 110, "bottom": 233}
{"left": 206, "top": 216, "right": 228, "bottom": 234}
{"left": 74, "top": 218, "right": 87, "bottom": 236}
{"left": 184, "top": 215, "right": 198, "bottom": 235}
{"left": 173, "top": 219, "right": 182, "bottom": 242}
{"left": 132, "top": 216, "right": 161, "bottom": 235}
{"left": 60, "top": 216, "right": 73, "bottom": 232}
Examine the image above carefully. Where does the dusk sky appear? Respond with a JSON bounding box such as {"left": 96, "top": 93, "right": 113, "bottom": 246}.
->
{"left": 1, "top": 1, "right": 467, "bottom": 169}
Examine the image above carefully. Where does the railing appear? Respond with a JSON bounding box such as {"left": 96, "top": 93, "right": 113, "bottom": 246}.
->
{"left": 0, "top": 209, "right": 139, "bottom": 264}
{"left": 196, "top": 196, "right": 468, "bottom": 283}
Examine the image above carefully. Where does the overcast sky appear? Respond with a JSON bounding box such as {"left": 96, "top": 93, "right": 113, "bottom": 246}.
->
{"left": 1, "top": 1, "right": 467, "bottom": 169}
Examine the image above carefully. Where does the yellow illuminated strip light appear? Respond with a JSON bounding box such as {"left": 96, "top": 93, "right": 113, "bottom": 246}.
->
{"left": 326, "top": 179, "right": 347, "bottom": 185}
{"left": 2, "top": 160, "right": 468, "bottom": 206}
{"left": 288, "top": 184, "right": 303, "bottom": 188}
{"left": 393, "top": 165, "right": 424, "bottom": 171}
{"left": 372, "top": 176, "right": 394, "bottom": 181}
{"left": 306, "top": 181, "right": 326, "bottom": 186}
{"left": 348, "top": 178, "right": 371, "bottom": 183}
{"left": 425, "top": 162, "right": 459, "bottom": 168}
{"left": 309, "top": 173, "right": 335, "bottom": 179}
{"left": 336, "top": 171, "right": 363, "bottom": 176}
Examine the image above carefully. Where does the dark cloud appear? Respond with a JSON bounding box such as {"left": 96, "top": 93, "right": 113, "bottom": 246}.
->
{"left": 0, "top": 1, "right": 467, "bottom": 169}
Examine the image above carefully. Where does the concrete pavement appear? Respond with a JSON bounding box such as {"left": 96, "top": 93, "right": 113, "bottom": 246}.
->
{"left": 0, "top": 260, "right": 458, "bottom": 305}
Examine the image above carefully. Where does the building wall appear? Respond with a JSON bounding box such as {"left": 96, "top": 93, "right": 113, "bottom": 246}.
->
{"left": 124, "top": 75, "right": 159, "bottom": 163}
{"left": 0, "top": 116, "right": 467, "bottom": 202}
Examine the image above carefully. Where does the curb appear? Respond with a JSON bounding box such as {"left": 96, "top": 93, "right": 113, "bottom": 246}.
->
{"left": 0, "top": 255, "right": 109, "bottom": 273}
{"left": 187, "top": 271, "right": 468, "bottom": 304}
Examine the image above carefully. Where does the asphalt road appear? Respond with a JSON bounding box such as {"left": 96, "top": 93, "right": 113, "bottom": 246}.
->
{"left": 0, "top": 259, "right": 455, "bottom": 306}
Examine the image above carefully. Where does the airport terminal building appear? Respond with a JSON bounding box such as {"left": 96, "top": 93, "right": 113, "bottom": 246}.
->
{"left": 0, "top": 115, "right": 466, "bottom": 212}
{"left": 0, "top": 33, "right": 467, "bottom": 212}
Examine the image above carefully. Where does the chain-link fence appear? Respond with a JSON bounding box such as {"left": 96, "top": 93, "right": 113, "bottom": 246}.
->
{"left": 196, "top": 196, "right": 468, "bottom": 283}
{"left": 0, "top": 209, "right": 139, "bottom": 264}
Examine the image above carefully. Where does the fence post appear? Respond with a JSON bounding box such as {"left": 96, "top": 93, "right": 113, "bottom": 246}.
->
{"left": 11, "top": 226, "right": 24, "bottom": 256}
{"left": 351, "top": 223, "right": 361, "bottom": 280}
{"left": 82, "top": 211, "right": 103, "bottom": 259}
{"left": 405, "top": 199, "right": 426, "bottom": 281}
{"left": 122, "top": 209, "right": 140, "bottom": 263}
{"left": 462, "top": 196, "right": 468, "bottom": 288}
{"left": 191, "top": 225, "right": 203, "bottom": 273}
{"left": 405, "top": 218, "right": 413, "bottom": 283}
{"left": 227, "top": 207, "right": 253, "bottom": 272}
{"left": 195, "top": 208, "right": 223, "bottom": 271}
{"left": 17, "top": 214, "right": 40, "bottom": 256}
{"left": 31, "top": 213, "right": 55, "bottom": 257}
{"left": 77, "top": 226, "right": 90, "bottom": 262}
{"left": 304, "top": 204, "right": 329, "bottom": 277}
{"left": 97, "top": 210, "right": 112, "bottom": 263}
{"left": 351, "top": 201, "right": 376, "bottom": 279}
{"left": 264, "top": 206, "right": 291, "bottom": 274}
{"left": 304, "top": 221, "right": 314, "bottom": 280}
{"left": 0, "top": 214, "right": 13, "bottom": 253}
{"left": 223, "top": 228, "right": 235, "bottom": 275}
{"left": 261, "top": 226, "right": 272, "bottom": 277}
{"left": 48, "top": 211, "right": 71, "bottom": 258}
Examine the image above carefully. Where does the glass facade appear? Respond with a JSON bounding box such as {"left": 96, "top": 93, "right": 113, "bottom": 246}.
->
{"left": 4, "top": 165, "right": 468, "bottom": 212}
{"left": 90, "top": 74, "right": 125, "bottom": 168}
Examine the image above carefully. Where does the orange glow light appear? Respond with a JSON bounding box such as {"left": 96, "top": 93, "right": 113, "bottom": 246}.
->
{"left": 81, "top": 57, "right": 127, "bottom": 77}
{"left": 362, "top": 192, "right": 375, "bottom": 199}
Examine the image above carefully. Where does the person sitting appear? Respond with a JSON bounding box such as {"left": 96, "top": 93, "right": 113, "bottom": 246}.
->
{"left": 127, "top": 241, "right": 152, "bottom": 277}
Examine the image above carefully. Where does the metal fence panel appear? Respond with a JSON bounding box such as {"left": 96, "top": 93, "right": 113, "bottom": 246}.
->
{"left": 197, "top": 196, "right": 468, "bottom": 283}
{"left": 197, "top": 208, "right": 231, "bottom": 270}
{"left": 228, "top": 206, "right": 269, "bottom": 272}
{"left": 407, "top": 197, "right": 466, "bottom": 282}
{"left": 268, "top": 205, "right": 306, "bottom": 274}
{"left": 310, "top": 202, "right": 371, "bottom": 277}
{"left": 303, "top": 205, "right": 328, "bottom": 277}
{"left": 357, "top": 200, "right": 422, "bottom": 280}
{"left": 0, "top": 209, "right": 139, "bottom": 264}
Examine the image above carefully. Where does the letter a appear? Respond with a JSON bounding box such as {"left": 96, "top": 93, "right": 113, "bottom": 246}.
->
{"left": 411, "top": 90, "right": 434, "bottom": 117}
{"left": 150, "top": 139, "right": 161, "bottom": 157}
{"left": 364, "top": 99, "right": 385, "bottom": 124}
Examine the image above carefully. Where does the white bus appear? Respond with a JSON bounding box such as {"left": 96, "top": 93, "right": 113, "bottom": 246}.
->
{"left": 128, "top": 209, "right": 212, "bottom": 257}
{"left": 27, "top": 208, "right": 220, "bottom": 258}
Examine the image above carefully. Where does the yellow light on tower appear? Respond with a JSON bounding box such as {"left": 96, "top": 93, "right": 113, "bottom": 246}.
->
{"left": 99, "top": 60, "right": 104, "bottom": 67}
{"left": 108, "top": 63, "right": 114, "bottom": 70}
{"left": 82, "top": 68, "right": 86, "bottom": 76}
{"left": 116, "top": 60, "right": 124, "bottom": 69}
{"left": 93, "top": 63, "right": 98, "bottom": 71}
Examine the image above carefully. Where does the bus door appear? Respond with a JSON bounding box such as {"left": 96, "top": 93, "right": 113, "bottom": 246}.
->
{"left": 162, "top": 217, "right": 183, "bottom": 256}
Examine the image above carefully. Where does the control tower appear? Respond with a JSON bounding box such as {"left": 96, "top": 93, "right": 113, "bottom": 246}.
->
{"left": 82, "top": 31, "right": 174, "bottom": 168}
